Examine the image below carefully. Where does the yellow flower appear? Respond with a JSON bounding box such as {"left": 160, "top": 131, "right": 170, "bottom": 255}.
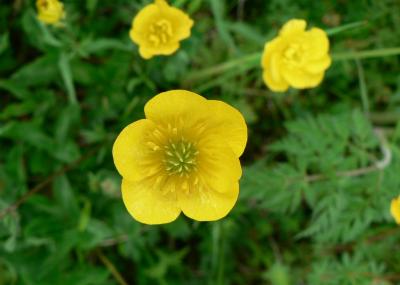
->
{"left": 261, "top": 19, "right": 331, "bottom": 92}
{"left": 129, "top": 0, "right": 194, "bottom": 59}
{"left": 112, "top": 90, "right": 247, "bottom": 225}
{"left": 390, "top": 196, "right": 400, "bottom": 224}
{"left": 36, "top": 0, "right": 65, "bottom": 25}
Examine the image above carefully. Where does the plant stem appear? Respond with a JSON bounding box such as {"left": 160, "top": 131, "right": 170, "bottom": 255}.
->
{"left": 332, "top": 47, "right": 400, "bottom": 61}
{"left": 97, "top": 249, "right": 129, "bottom": 285}
{"left": 184, "top": 52, "right": 262, "bottom": 84}
{"left": 211, "top": 221, "right": 226, "bottom": 285}
{"left": 355, "top": 59, "right": 370, "bottom": 116}
{"left": 369, "top": 112, "right": 400, "bottom": 124}
{"left": 325, "top": 21, "right": 367, "bottom": 36}
{"left": 217, "top": 221, "right": 225, "bottom": 285}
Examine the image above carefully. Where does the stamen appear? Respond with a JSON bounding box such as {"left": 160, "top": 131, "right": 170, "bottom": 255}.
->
{"left": 163, "top": 139, "right": 198, "bottom": 175}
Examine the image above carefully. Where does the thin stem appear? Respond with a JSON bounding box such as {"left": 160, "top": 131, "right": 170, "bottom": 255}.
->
{"left": 100, "top": 235, "right": 129, "bottom": 247}
{"left": 210, "top": 221, "right": 226, "bottom": 285}
{"left": 211, "top": 222, "right": 220, "bottom": 285}
{"left": 332, "top": 47, "right": 400, "bottom": 61}
{"left": 217, "top": 222, "right": 225, "bottom": 285}
{"left": 355, "top": 58, "right": 370, "bottom": 117}
{"left": 97, "top": 250, "right": 129, "bottom": 285}
{"left": 325, "top": 21, "right": 367, "bottom": 36}
{"left": 184, "top": 52, "right": 261, "bottom": 84}
{"left": 369, "top": 112, "right": 400, "bottom": 124}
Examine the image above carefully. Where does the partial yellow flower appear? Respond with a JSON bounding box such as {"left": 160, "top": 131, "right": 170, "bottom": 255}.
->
{"left": 390, "top": 196, "right": 400, "bottom": 224}
{"left": 261, "top": 19, "right": 331, "bottom": 92}
{"left": 112, "top": 90, "right": 247, "bottom": 225}
{"left": 129, "top": 0, "right": 194, "bottom": 59}
{"left": 36, "top": 0, "right": 65, "bottom": 25}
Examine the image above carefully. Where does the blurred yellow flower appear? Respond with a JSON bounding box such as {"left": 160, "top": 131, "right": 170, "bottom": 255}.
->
{"left": 390, "top": 196, "right": 400, "bottom": 224}
{"left": 261, "top": 19, "right": 331, "bottom": 92}
{"left": 112, "top": 90, "right": 247, "bottom": 225}
{"left": 36, "top": 0, "right": 65, "bottom": 25}
{"left": 129, "top": 0, "right": 194, "bottom": 59}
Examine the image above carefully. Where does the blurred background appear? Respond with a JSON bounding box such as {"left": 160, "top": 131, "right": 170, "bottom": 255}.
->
{"left": 1, "top": 0, "right": 400, "bottom": 284}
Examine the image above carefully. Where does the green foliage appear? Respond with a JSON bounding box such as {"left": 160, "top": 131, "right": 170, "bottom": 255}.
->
{"left": 1, "top": 0, "right": 400, "bottom": 284}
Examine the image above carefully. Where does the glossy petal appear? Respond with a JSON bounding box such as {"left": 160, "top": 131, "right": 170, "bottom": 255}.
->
{"left": 207, "top": 100, "right": 247, "bottom": 157}
{"left": 281, "top": 65, "right": 324, "bottom": 89}
{"left": 197, "top": 135, "right": 242, "bottom": 193}
{"left": 391, "top": 197, "right": 400, "bottom": 224}
{"left": 162, "top": 6, "right": 194, "bottom": 41}
{"left": 144, "top": 90, "right": 209, "bottom": 123}
{"left": 112, "top": 119, "right": 155, "bottom": 182}
{"left": 138, "top": 42, "right": 180, "bottom": 59}
{"left": 304, "top": 54, "right": 332, "bottom": 74}
{"left": 279, "top": 19, "right": 306, "bottom": 37}
{"left": 261, "top": 38, "right": 289, "bottom": 92}
{"left": 306, "top": 28, "right": 330, "bottom": 60}
{"left": 178, "top": 181, "right": 239, "bottom": 221}
{"left": 122, "top": 179, "right": 181, "bottom": 225}
{"left": 263, "top": 70, "right": 289, "bottom": 92}
{"left": 130, "top": 4, "right": 159, "bottom": 38}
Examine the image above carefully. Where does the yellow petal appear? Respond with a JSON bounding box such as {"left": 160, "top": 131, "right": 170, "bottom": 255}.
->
{"left": 206, "top": 100, "right": 247, "bottom": 157}
{"left": 144, "top": 90, "right": 209, "bottom": 123}
{"left": 390, "top": 197, "right": 400, "bottom": 224}
{"left": 197, "top": 135, "right": 242, "bottom": 193}
{"left": 263, "top": 70, "right": 289, "bottom": 92}
{"left": 130, "top": 3, "right": 159, "bottom": 41}
{"left": 112, "top": 119, "right": 155, "bottom": 182}
{"left": 304, "top": 54, "right": 332, "bottom": 74}
{"left": 305, "top": 28, "right": 330, "bottom": 60}
{"left": 138, "top": 42, "right": 180, "bottom": 59}
{"left": 281, "top": 65, "right": 324, "bottom": 89}
{"left": 122, "top": 179, "right": 181, "bottom": 225}
{"left": 178, "top": 181, "right": 239, "bottom": 221}
{"left": 261, "top": 38, "right": 289, "bottom": 92}
{"left": 279, "top": 19, "right": 306, "bottom": 37}
{"left": 163, "top": 6, "right": 194, "bottom": 41}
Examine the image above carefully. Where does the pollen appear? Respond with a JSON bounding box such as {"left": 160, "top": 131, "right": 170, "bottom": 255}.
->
{"left": 163, "top": 139, "right": 198, "bottom": 176}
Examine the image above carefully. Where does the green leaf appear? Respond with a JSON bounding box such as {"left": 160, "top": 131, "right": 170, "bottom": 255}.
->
{"left": 11, "top": 54, "right": 59, "bottom": 87}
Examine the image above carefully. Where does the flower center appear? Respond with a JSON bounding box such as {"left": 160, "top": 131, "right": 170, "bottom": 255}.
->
{"left": 164, "top": 139, "right": 198, "bottom": 176}
{"left": 148, "top": 19, "right": 173, "bottom": 47}
{"left": 283, "top": 43, "right": 304, "bottom": 65}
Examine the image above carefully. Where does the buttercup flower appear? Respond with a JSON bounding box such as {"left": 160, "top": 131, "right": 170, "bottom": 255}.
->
{"left": 129, "top": 0, "right": 194, "bottom": 59}
{"left": 36, "top": 0, "right": 65, "bottom": 25}
{"left": 112, "top": 90, "right": 247, "bottom": 224}
{"left": 390, "top": 196, "right": 400, "bottom": 224}
{"left": 261, "top": 19, "right": 331, "bottom": 92}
